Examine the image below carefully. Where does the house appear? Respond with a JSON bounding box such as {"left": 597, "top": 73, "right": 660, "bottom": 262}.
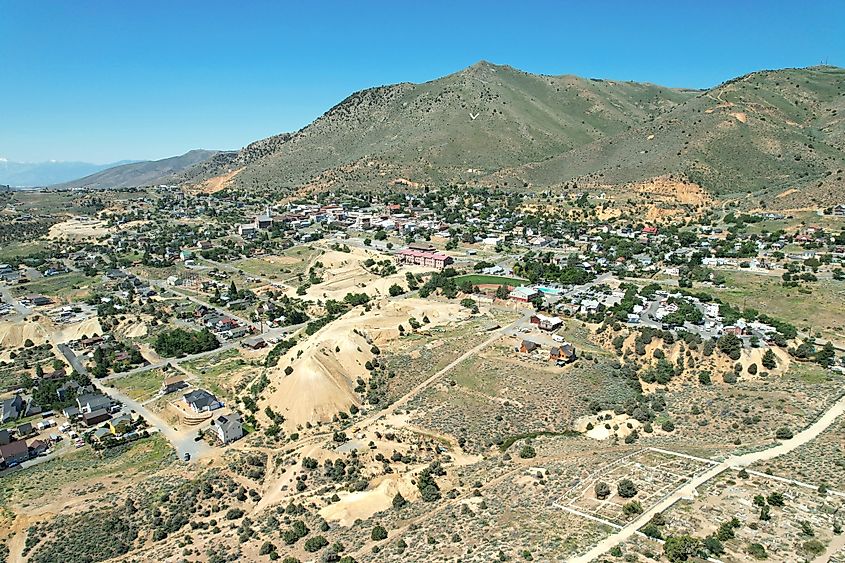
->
{"left": 82, "top": 408, "right": 111, "bottom": 427}
{"left": 0, "top": 429, "right": 10, "bottom": 446}
{"left": 16, "top": 422, "right": 33, "bottom": 437}
{"left": 0, "top": 440, "right": 29, "bottom": 466}
{"left": 1, "top": 395, "right": 24, "bottom": 423}
{"left": 109, "top": 414, "right": 133, "bottom": 435}
{"left": 161, "top": 376, "right": 187, "bottom": 394}
{"left": 77, "top": 393, "right": 112, "bottom": 414}
{"left": 92, "top": 427, "right": 112, "bottom": 442}
{"left": 26, "top": 295, "right": 52, "bottom": 307}
{"left": 213, "top": 412, "right": 244, "bottom": 444}
{"left": 529, "top": 314, "right": 563, "bottom": 331}
{"left": 550, "top": 343, "right": 576, "bottom": 364}
{"left": 833, "top": 204, "right": 845, "bottom": 217}
{"left": 183, "top": 389, "right": 221, "bottom": 413}
{"left": 241, "top": 336, "right": 266, "bottom": 350}
{"left": 62, "top": 405, "right": 80, "bottom": 419}
{"left": 520, "top": 340, "right": 541, "bottom": 354}
{"left": 394, "top": 248, "right": 454, "bottom": 270}
{"left": 509, "top": 286, "right": 540, "bottom": 303}
{"left": 28, "top": 439, "right": 48, "bottom": 456}
{"left": 57, "top": 380, "right": 81, "bottom": 401}
{"left": 238, "top": 224, "right": 257, "bottom": 238}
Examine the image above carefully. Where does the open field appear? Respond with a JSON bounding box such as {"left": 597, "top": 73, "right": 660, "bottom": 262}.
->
{"left": 14, "top": 272, "right": 99, "bottom": 301}
{"left": 453, "top": 273, "right": 528, "bottom": 287}
{"left": 180, "top": 348, "right": 259, "bottom": 401}
{"left": 233, "top": 244, "right": 322, "bottom": 280}
{"left": 108, "top": 368, "right": 165, "bottom": 402}
{"left": 0, "top": 435, "right": 174, "bottom": 515}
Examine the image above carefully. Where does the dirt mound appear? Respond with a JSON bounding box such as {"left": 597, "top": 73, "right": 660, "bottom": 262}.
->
{"left": 319, "top": 473, "right": 418, "bottom": 526}
{"left": 47, "top": 219, "right": 111, "bottom": 240}
{"left": 51, "top": 317, "right": 103, "bottom": 345}
{"left": 260, "top": 298, "right": 468, "bottom": 428}
{"left": 0, "top": 319, "right": 49, "bottom": 349}
{"left": 192, "top": 168, "right": 242, "bottom": 193}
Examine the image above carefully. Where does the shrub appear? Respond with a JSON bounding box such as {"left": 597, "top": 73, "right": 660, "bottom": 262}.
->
{"left": 622, "top": 500, "right": 643, "bottom": 516}
{"left": 303, "top": 536, "right": 328, "bottom": 552}
{"left": 617, "top": 479, "right": 638, "bottom": 498}
{"left": 595, "top": 481, "right": 611, "bottom": 500}
{"left": 371, "top": 525, "right": 388, "bottom": 541}
{"left": 519, "top": 444, "right": 536, "bottom": 459}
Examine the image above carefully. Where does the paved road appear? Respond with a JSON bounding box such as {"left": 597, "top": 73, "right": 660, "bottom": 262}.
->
{"left": 570, "top": 391, "right": 845, "bottom": 563}
{"left": 57, "top": 343, "right": 213, "bottom": 460}
{"left": 0, "top": 285, "right": 31, "bottom": 317}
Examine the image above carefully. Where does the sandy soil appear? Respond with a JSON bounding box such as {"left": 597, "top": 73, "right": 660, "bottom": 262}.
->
{"left": 50, "top": 316, "right": 103, "bottom": 344}
{"left": 0, "top": 319, "right": 50, "bottom": 349}
{"left": 286, "top": 246, "right": 431, "bottom": 301}
{"left": 191, "top": 168, "right": 243, "bottom": 193}
{"left": 319, "top": 472, "right": 419, "bottom": 526}
{"left": 259, "top": 298, "right": 469, "bottom": 429}
{"left": 47, "top": 219, "right": 111, "bottom": 240}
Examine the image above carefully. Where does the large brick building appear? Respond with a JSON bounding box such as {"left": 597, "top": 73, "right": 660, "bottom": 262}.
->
{"left": 395, "top": 248, "right": 453, "bottom": 270}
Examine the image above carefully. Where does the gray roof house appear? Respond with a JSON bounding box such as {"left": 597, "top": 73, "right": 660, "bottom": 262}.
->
{"left": 183, "top": 389, "right": 221, "bottom": 413}
{"left": 1, "top": 395, "right": 24, "bottom": 423}
{"left": 77, "top": 393, "right": 112, "bottom": 414}
{"left": 213, "top": 412, "right": 243, "bottom": 445}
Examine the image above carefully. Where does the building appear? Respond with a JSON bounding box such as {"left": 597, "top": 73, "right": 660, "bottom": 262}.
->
{"left": 529, "top": 314, "right": 563, "bottom": 331}
{"left": 213, "top": 412, "right": 244, "bottom": 444}
{"left": 0, "top": 429, "right": 10, "bottom": 446}
{"left": 241, "top": 336, "right": 266, "bottom": 350}
{"left": 109, "top": 414, "right": 133, "bottom": 435}
{"left": 82, "top": 408, "right": 112, "bottom": 427}
{"left": 183, "top": 389, "right": 221, "bottom": 413}
{"left": 395, "top": 248, "right": 453, "bottom": 270}
{"left": 161, "top": 376, "right": 187, "bottom": 394}
{"left": 77, "top": 393, "right": 111, "bottom": 414}
{"left": 0, "top": 440, "right": 29, "bottom": 466}
{"left": 1, "top": 395, "right": 24, "bottom": 423}
{"left": 508, "top": 286, "right": 540, "bottom": 303}
{"left": 520, "top": 340, "right": 541, "bottom": 354}
{"left": 28, "top": 440, "right": 48, "bottom": 456}
{"left": 550, "top": 343, "right": 577, "bottom": 364}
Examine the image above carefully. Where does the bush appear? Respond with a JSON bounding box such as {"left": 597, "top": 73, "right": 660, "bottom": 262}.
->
{"left": 663, "top": 534, "right": 702, "bottom": 562}
{"left": 617, "top": 479, "right": 638, "bottom": 498}
{"left": 303, "top": 536, "right": 328, "bottom": 552}
{"left": 745, "top": 542, "right": 767, "bottom": 559}
{"left": 775, "top": 427, "right": 793, "bottom": 440}
{"left": 661, "top": 420, "right": 675, "bottom": 432}
{"left": 519, "top": 444, "right": 536, "bottom": 459}
{"left": 595, "top": 481, "right": 611, "bottom": 500}
{"left": 371, "top": 525, "right": 388, "bottom": 541}
{"left": 622, "top": 500, "right": 643, "bottom": 516}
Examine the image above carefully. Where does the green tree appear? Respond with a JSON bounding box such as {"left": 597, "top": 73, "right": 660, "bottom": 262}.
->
{"left": 663, "top": 534, "right": 702, "bottom": 562}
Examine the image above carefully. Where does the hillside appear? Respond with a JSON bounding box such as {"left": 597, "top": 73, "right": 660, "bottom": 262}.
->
{"left": 186, "top": 61, "right": 695, "bottom": 192}
{"left": 53, "top": 149, "right": 222, "bottom": 189}
{"left": 490, "top": 66, "right": 845, "bottom": 208}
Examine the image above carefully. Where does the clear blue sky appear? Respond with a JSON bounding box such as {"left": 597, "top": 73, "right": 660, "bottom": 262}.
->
{"left": 1, "top": 0, "right": 843, "bottom": 163}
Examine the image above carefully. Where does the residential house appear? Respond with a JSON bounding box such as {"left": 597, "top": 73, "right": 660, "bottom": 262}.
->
{"left": 109, "top": 414, "right": 133, "bottom": 435}
{"left": 77, "top": 393, "right": 112, "bottom": 414}
{"left": 161, "top": 376, "right": 187, "bottom": 394}
{"left": 550, "top": 343, "right": 577, "bottom": 364}
{"left": 183, "top": 389, "right": 221, "bottom": 413}
{"left": 28, "top": 439, "right": 48, "bottom": 456}
{"left": 241, "top": 336, "right": 266, "bottom": 350}
{"left": 520, "top": 340, "right": 541, "bottom": 354}
{"left": 213, "top": 412, "right": 244, "bottom": 444}
{"left": 82, "top": 408, "right": 111, "bottom": 427}
{"left": 529, "top": 314, "right": 563, "bottom": 331}
{"left": 16, "top": 422, "right": 33, "bottom": 437}
{"left": 0, "top": 429, "right": 10, "bottom": 446}
{"left": 1, "top": 395, "right": 24, "bottom": 423}
{"left": 0, "top": 440, "right": 29, "bottom": 465}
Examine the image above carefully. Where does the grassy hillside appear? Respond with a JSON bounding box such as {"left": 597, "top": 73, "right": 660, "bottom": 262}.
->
{"left": 189, "top": 61, "right": 694, "bottom": 192}
{"left": 492, "top": 66, "right": 845, "bottom": 208}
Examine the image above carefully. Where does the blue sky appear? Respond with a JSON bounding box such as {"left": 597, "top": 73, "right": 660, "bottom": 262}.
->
{"left": 1, "top": 0, "right": 843, "bottom": 163}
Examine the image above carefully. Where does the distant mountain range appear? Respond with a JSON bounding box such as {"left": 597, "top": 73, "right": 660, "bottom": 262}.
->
{"left": 0, "top": 159, "right": 138, "bottom": 187}
{"left": 185, "top": 61, "right": 845, "bottom": 209}
{"left": 50, "top": 149, "right": 223, "bottom": 190}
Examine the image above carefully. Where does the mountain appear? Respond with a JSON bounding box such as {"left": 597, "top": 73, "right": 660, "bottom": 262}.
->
{"left": 0, "top": 159, "right": 136, "bottom": 188}
{"left": 186, "top": 61, "right": 696, "bottom": 192}
{"left": 491, "top": 65, "right": 845, "bottom": 208}
{"left": 53, "top": 149, "right": 223, "bottom": 189}
{"left": 187, "top": 62, "right": 845, "bottom": 209}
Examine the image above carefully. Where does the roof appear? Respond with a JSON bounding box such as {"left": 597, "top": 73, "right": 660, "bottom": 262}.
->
{"left": 184, "top": 389, "right": 218, "bottom": 408}
{"left": 521, "top": 340, "right": 540, "bottom": 351}
{"left": 163, "top": 375, "right": 185, "bottom": 386}
{"left": 78, "top": 393, "right": 111, "bottom": 409}
{"left": 82, "top": 408, "right": 110, "bottom": 421}
{"left": 0, "top": 440, "right": 28, "bottom": 458}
